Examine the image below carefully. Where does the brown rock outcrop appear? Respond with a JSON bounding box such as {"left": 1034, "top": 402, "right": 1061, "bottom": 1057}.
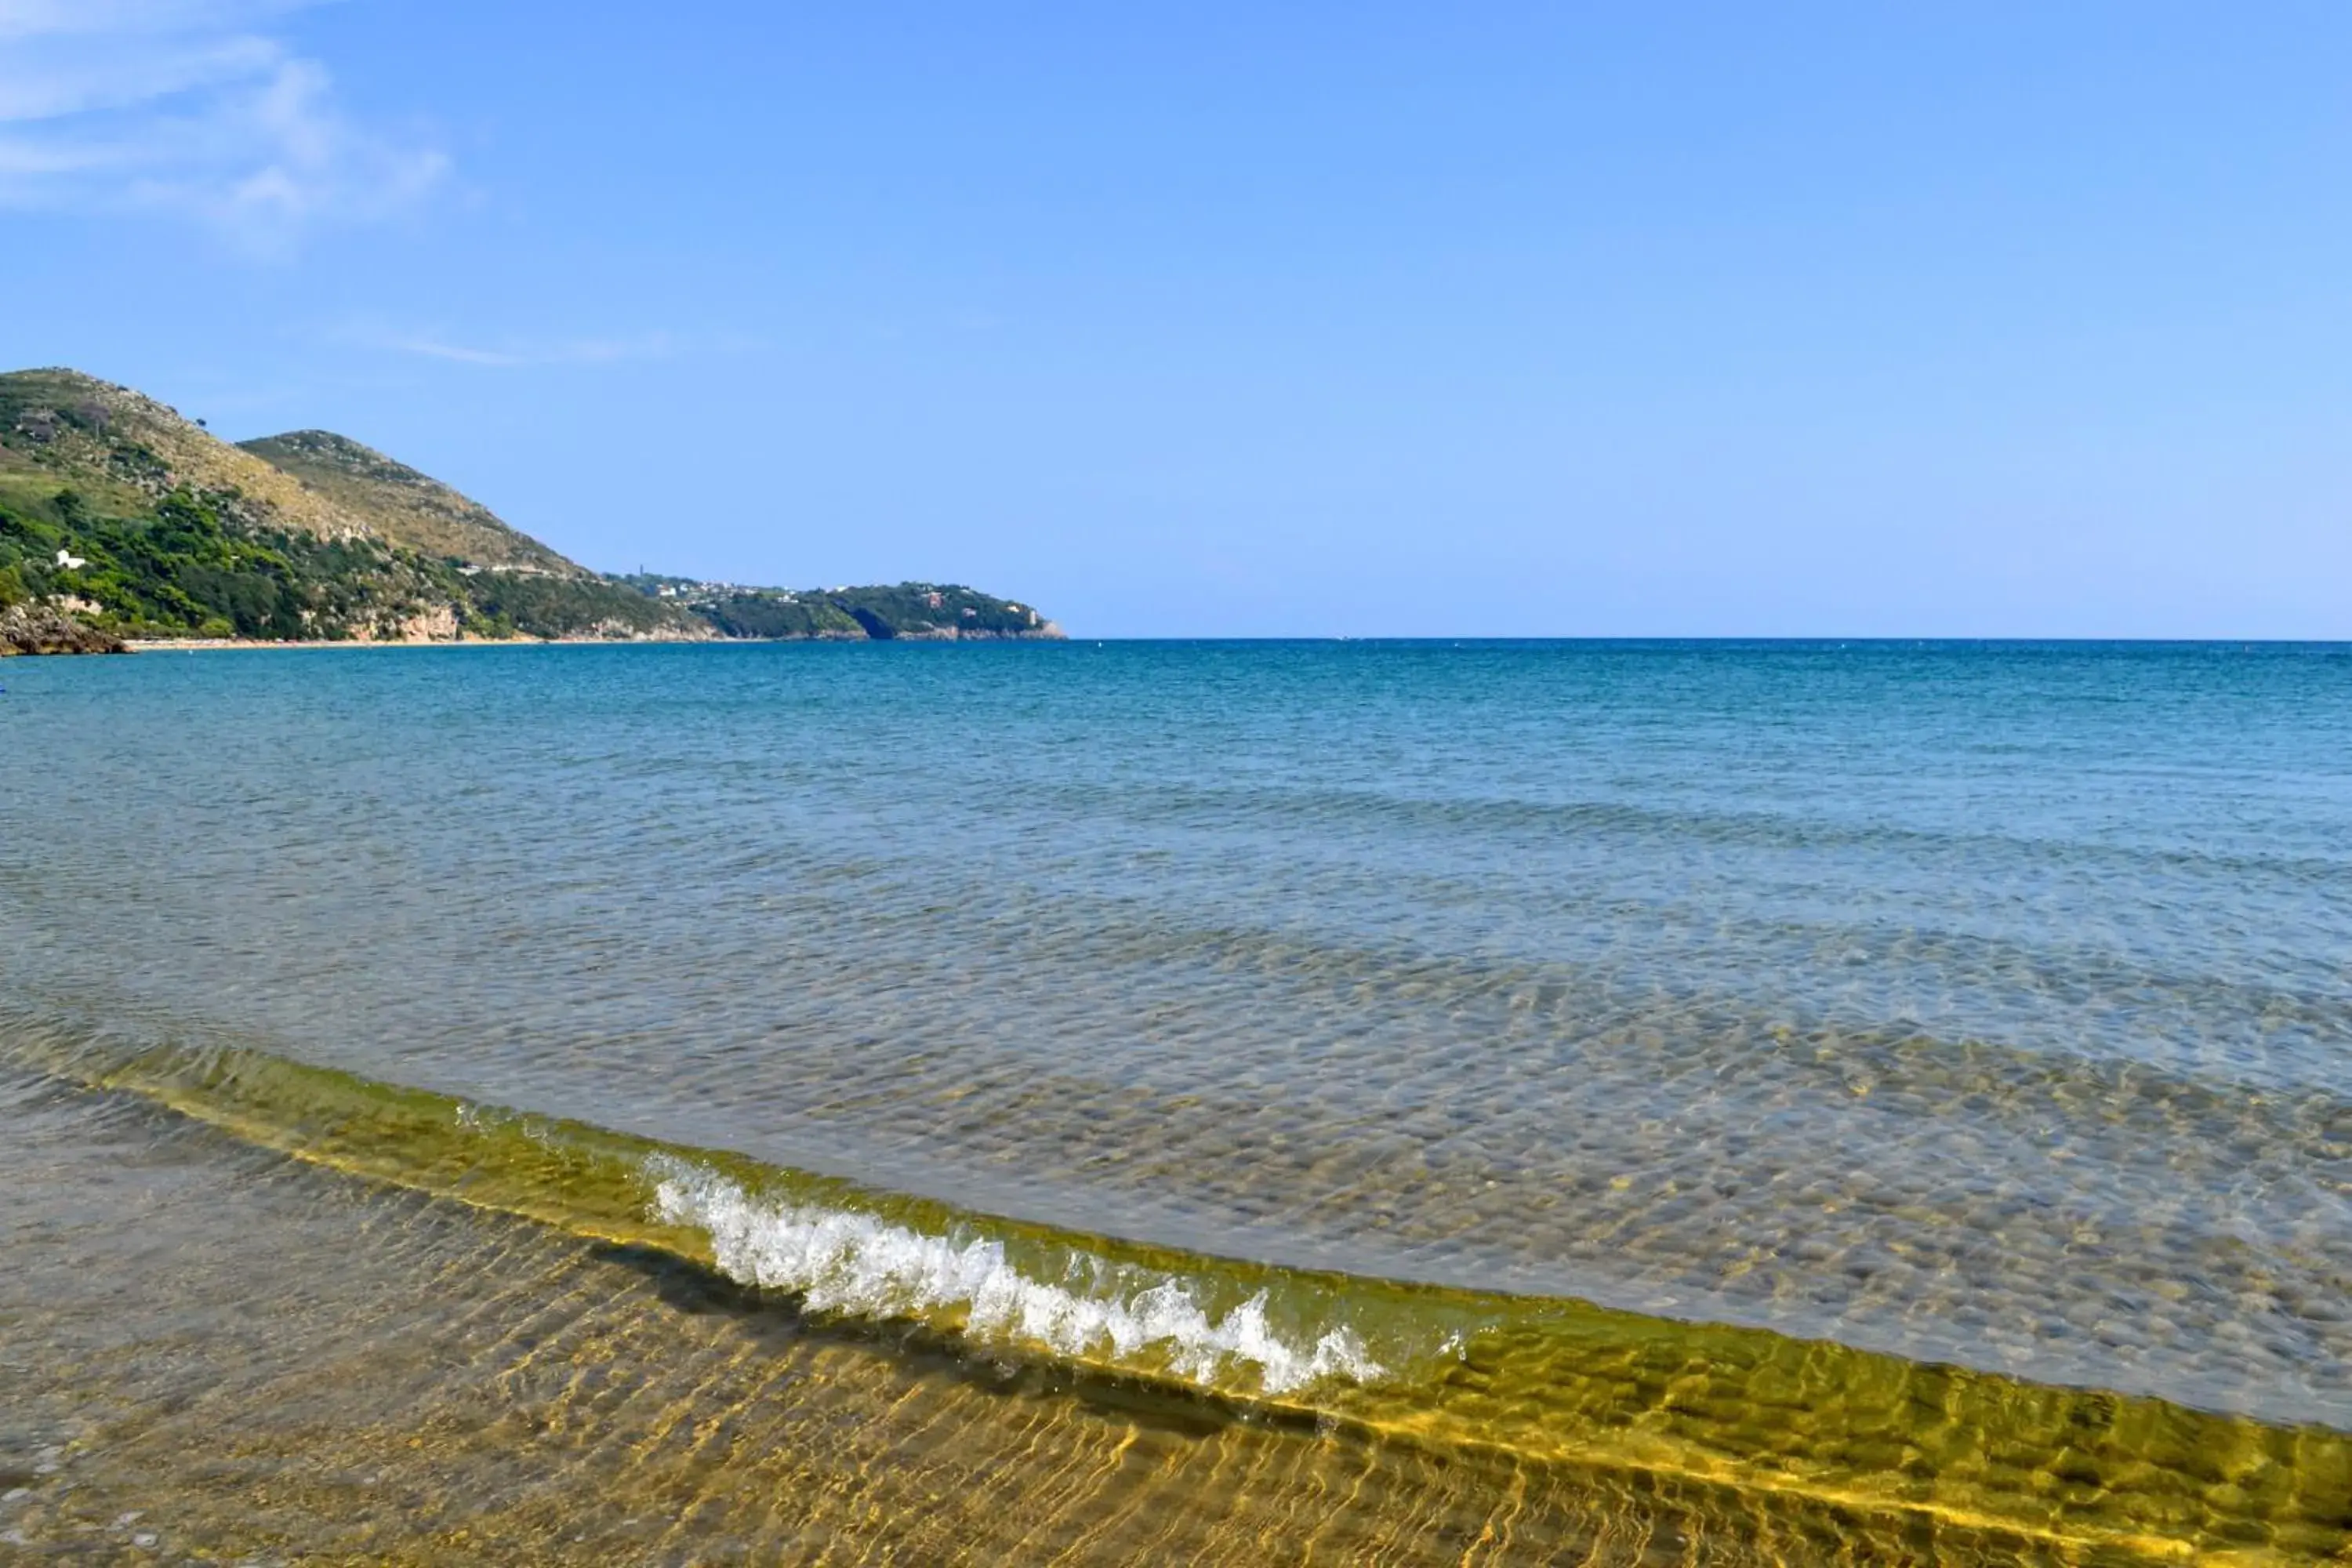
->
{"left": 0, "top": 602, "right": 128, "bottom": 655}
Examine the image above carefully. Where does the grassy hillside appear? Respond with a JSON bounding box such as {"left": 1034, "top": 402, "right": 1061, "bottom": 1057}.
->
{"left": 0, "top": 368, "right": 363, "bottom": 541}
{"left": 239, "top": 430, "right": 582, "bottom": 576}
{"left": 0, "top": 367, "right": 1061, "bottom": 649}
{"left": 2, "top": 483, "right": 448, "bottom": 640}
{"left": 0, "top": 481, "right": 704, "bottom": 643}
{"left": 0, "top": 368, "right": 707, "bottom": 642}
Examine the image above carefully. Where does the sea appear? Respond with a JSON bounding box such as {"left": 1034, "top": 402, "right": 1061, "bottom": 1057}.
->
{"left": 4, "top": 639, "right": 2350, "bottom": 1563}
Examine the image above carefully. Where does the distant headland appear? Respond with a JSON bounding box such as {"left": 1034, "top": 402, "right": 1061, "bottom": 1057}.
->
{"left": 0, "top": 368, "right": 1062, "bottom": 655}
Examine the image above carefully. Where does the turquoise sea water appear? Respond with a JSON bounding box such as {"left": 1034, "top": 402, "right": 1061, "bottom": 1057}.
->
{"left": 13, "top": 644, "right": 2352, "bottom": 1568}
{"left": 5, "top": 639, "right": 2352, "bottom": 1448}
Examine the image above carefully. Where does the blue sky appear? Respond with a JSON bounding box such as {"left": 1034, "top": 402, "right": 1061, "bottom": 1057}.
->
{"left": 5, "top": 2, "right": 2347, "bottom": 637}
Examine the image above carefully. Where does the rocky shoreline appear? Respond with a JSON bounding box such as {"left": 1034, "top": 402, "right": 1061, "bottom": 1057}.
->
{"left": 2, "top": 604, "right": 1063, "bottom": 657}
{"left": 1, "top": 603, "right": 126, "bottom": 656}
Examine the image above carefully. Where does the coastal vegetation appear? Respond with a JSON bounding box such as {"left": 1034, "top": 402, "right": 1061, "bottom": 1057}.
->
{"left": 0, "top": 481, "right": 691, "bottom": 643}
{"left": 237, "top": 429, "right": 582, "bottom": 575}
{"left": 614, "top": 575, "right": 1055, "bottom": 641}
{"left": 0, "top": 367, "right": 1060, "bottom": 652}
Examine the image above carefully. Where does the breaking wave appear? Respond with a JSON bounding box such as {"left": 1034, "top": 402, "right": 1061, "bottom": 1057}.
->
{"left": 648, "top": 1156, "right": 1383, "bottom": 1395}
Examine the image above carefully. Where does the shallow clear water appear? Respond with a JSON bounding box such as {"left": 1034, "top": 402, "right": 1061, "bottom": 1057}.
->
{"left": 5, "top": 640, "right": 2351, "bottom": 1559}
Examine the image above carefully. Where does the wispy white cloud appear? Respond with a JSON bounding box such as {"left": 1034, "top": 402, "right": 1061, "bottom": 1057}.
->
{"left": 382, "top": 336, "right": 534, "bottom": 368}
{"left": 332, "top": 321, "right": 762, "bottom": 369}
{"left": 349, "top": 328, "right": 687, "bottom": 369}
{"left": 0, "top": 0, "right": 446, "bottom": 251}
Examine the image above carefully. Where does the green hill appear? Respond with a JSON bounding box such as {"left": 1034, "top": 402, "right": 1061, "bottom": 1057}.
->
{"left": 0, "top": 368, "right": 368, "bottom": 541}
{"left": 0, "top": 368, "right": 1061, "bottom": 651}
{"left": 238, "top": 430, "right": 581, "bottom": 576}
{"left": 612, "top": 575, "right": 1062, "bottom": 641}
{"left": 0, "top": 368, "right": 705, "bottom": 643}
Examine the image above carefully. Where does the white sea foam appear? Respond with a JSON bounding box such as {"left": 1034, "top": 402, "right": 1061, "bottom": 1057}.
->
{"left": 647, "top": 1157, "right": 1382, "bottom": 1396}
